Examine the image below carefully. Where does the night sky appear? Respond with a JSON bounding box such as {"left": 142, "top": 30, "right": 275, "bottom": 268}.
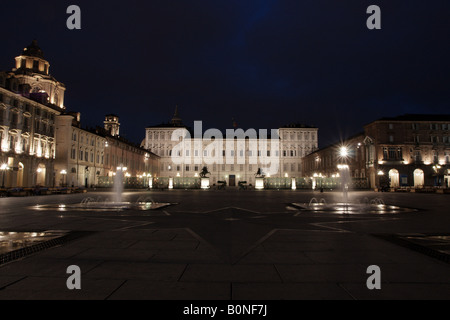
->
{"left": 1, "top": 1, "right": 449, "bottom": 148}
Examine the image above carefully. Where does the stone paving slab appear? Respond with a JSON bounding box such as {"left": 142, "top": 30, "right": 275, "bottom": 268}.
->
{"left": 179, "top": 264, "right": 282, "bottom": 283}
{"left": 231, "top": 283, "right": 353, "bottom": 300}
{"left": 0, "top": 190, "right": 449, "bottom": 300}
{"left": 0, "top": 276, "right": 124, "bottom": 300}
{"left": 341, "top": 283, "right": 450, "bottom": 300}
{"left": 83, "top": 261, "right": 187, "bottom": 281}
{"left": 108, "top": 280, "right": 231, "bottom": 300}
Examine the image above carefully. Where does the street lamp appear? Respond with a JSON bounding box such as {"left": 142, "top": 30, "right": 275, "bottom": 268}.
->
{"left": 339, "top": 146, "right": 349, "bottom": 158}
{"left": 1, "top": 163, "right": 8, "bottom": 188}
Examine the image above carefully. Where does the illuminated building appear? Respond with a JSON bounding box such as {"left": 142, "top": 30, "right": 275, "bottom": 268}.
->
{"left": 0, "top": 40, "right": 64, "bottom": 188}
{"left": 143, "top": 107, "right": 318, "bottom": 187}
{"left": 55, "top": 114, "right": 159, "bottom": 188}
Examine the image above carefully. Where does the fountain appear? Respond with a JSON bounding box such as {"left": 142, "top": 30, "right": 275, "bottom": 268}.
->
{"left": 289, "top": 157, "right": 416, "bottom": 214}
{"left": 34, "top": 195, "right": 173, "bottom": 212}
{"left": 289, "top": 196, "right": 415, "bottom": 214}
{"left": 33, "top": 166, "right": 173, "bottom": 212}
{"left": 113, "top": 166, "right": 124, "bottom": 203}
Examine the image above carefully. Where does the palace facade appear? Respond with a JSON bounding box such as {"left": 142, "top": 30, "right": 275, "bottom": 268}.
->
{"left": 302, "top": 114, "right": 450, "bottom": 190}
{"left": 0, "top": 40, "right": 64, "bottom": 188}
{"left": 365, "top": 114, "right": 450, "bottom": 189}
{"left": 1, "top": 41, "right": 159, "bottom": 190}
{"left": 55, "top": 113, "right": 159, "bottom": 188}
{"left": 143, "top": 108, "right": 319, "bottom": 187}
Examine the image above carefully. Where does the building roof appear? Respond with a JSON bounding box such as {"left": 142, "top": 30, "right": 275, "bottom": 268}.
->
{"left": 280, "top": 122, "right": 317, "bottom": 129}
{"left": 21, "top": 40, "right": 45, "bottom": 59}
{"left": 305, "top": 131, "right": 365, "bottom": 155}
{"left": 374, "top": 114, "right": 450, "bottom": 122}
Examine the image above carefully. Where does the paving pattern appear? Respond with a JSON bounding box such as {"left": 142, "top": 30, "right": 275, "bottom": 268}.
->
{"left": 0, "top": 189, "right": 449, "bottom": 300}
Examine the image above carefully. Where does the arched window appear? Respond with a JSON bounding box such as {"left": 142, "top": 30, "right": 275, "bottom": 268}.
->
{"left": 389, "top": 169, "right": 400, "bottom": 188}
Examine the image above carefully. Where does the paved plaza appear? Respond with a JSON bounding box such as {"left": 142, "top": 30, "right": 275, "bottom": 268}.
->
{"left": 0, "top": 189, "right": 449, "bottom": 300}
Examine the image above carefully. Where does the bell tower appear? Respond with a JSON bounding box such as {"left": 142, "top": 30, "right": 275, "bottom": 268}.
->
{"left": 104, "top": 114, "right": 120, "bottom": 136}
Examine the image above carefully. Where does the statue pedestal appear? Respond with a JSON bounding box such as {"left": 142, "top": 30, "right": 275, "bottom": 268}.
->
{"left": 255, "top": 177, "right": 264, "bottom": 190}
{"left": 201, "top": 178, "right": 210, "bottom": 189}
{"left": 291, "top": 178, "right": 296, "bottom": 190}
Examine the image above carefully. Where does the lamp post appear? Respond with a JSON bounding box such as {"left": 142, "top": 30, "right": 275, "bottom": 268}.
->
{"left": 1, "top": 163, "right": 8, "bottom": 188}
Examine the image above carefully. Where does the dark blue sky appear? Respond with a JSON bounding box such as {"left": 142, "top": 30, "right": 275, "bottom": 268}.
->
{"left": 1, "top": 0, "right": 449, "bottom": 147}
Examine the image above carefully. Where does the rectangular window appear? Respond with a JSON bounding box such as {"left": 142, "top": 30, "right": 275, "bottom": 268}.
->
{"left": 414, "top": 150, "right": 421, "bottom": 162}
{"left": 433, "top": 151, "right": 439, "bottom": 163}
{"left": 185, "top": 165, "right": 190, "bottom": 171}
{"left": 388, "top": 148, "right": 396, "bottom": 159}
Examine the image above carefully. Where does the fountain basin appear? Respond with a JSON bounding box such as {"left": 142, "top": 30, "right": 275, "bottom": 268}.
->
{"left": 33, "top": 196, "right": 173, "bottom": 212}
{"left": 290, "top": 198, "right": 417, "bottom": 215}
{"left": 290, "top": 202, "right": 416, "bottom": 214}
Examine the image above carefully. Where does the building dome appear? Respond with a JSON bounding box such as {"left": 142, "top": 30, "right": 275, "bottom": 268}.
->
{"left": 22, "top": 40, "right": 45, "bottom": 59}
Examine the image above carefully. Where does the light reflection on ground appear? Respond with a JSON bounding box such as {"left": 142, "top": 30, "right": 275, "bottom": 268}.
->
{"left": 0, "top": 231, "right": 68, "bottom": 255}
